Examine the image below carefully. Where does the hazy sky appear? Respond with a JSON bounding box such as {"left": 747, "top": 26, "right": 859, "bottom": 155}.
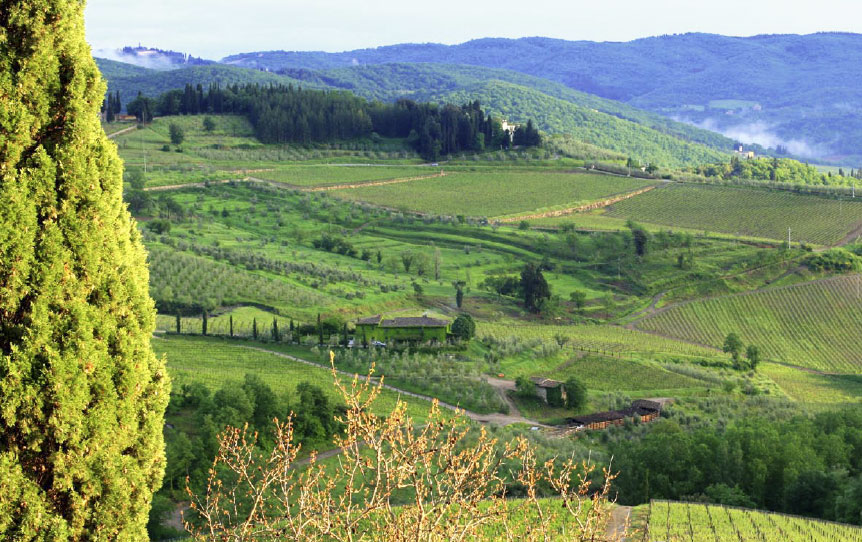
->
{"left": 85, "top": 0, "right": 860, "bottom": 59}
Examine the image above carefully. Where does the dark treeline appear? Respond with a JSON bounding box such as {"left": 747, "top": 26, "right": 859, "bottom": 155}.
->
{"left": 126, "top": 83, "right": 540, "bottom": 159}
{"left": 101, "top": 90, "right": 122, "bottom": 122}
{"left": 612, "top": 410, "right": 862, "bottom": 525}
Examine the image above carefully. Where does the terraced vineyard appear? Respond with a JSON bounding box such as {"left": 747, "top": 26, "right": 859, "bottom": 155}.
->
{"left": 331, "top": 170, "right": 654, "bottom": 217}
{"left": 604, "top": 183, "right": 862, "bottom": 245}
{"left": 635, "top": 275, "right": 862, "bottom": 373}
{"left": 477, "top": 323, "right": 724, "bottom": 360}
{"left": 646, "top": 500, "right": 862, "bottom": 541}
{"left": 761, "top": 363, "right": 862, "bottom": 406}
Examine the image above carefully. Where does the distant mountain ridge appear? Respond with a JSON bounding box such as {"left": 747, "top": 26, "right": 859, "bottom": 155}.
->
{"left": 221, "top": 33, "right": 862, "bottom": 162}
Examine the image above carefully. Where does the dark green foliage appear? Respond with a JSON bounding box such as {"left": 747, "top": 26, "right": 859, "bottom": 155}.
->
{"left": 126, "top": 91, "right": 155, "bottom": 122}
{"left": 139, "top": 83, "right": 538, "bottom": 160}
{"left": 723, "top": 332, "right": 744, "bottom": 367}
{"left": 612, "top": 410, "right": 862, "bottom": 524}
{"left": 202, "top": 116, "right": 216, "bottom": 132}
{"left": 202, "top": 309, "right": 208, "bottom": 335}
{"left": 569, "top": 290, "right": 587, "bottom": 312}
{"left": 168, "top": 122, "right": 185, "bottom": 145}
{"left": 0, "top": 2, "right": 168, "bottom": 537}
{"left": 564, "top": 377, "right": 587, "bottom": 410}
{"left": 746, "top": 344, "right": 761, "bottom": 370}
{"left": 520, "top": 263, "right": 551, "bottom": 313}
{"left": 695, "top": 156, "right": 857, "bottom": 187}
{"left": 450, "top": 314, "right": 476, "bottom": 341}
{"left": 156, "top": 376, "right": 342, "bottom": 532}
{"left": 806, "top": 248, "right": 862, "bottom": 272}
{"left": 515, "top": 376, "right": 536, "bottom": 399}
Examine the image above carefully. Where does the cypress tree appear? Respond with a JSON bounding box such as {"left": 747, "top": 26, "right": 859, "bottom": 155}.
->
{"left": 272, "top": 318, "right": 279, "bottom": 342}
{"left": 202, "top": 309, "right": 208, "bottom": 336}
{"left": 252, "top": 318, "right": 258, "bottom": 339}
{"left": 229, "top": 314, "right": 234, "bottom": 337}
{"left": 176, "top": 312, "right": 182, "bottom": 334}
{"left": 0, "top": 2, "right": 169, "bottom": 538}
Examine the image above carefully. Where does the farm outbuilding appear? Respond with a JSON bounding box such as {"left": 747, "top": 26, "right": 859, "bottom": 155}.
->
{"left": 355, "top": 315, "right": 450, "bottom": 344}
{"left": 567, "top": 400, "right": 663, "bottom": 431}
{"left": 530, "top": 377, "right": 567, "bottom": 406}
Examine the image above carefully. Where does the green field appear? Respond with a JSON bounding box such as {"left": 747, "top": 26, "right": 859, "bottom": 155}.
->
{"left": 604, "top": 183, "right": 862, "bottom": 245}
{"left": 547, "top": 355, "right": 709, "bottom": 394}
{"left": 635, "top": 275, "right": 862, "bottom": 373}
{"left": 331, "top": 170, "right": 654, "bottom": 217}
{"left": 477, "top": 323, "right": 725, "bottom": 360}
{"left": 646, "top": 500, "right": 862, "bottom": 541}
{"left": 152, "top": 334, "right": 440, "bottom": 423}
{"left": 761, "top": 363, "right": 862, "bottom": 406}
{"left": 251, "top": 165, "right": 438, "bottom": 187}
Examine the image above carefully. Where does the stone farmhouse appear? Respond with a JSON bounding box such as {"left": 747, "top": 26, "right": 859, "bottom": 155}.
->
{"left": 355, "top": 315, "right": 450, "bottom": 344}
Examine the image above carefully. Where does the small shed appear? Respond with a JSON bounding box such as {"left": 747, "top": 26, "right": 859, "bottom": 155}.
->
{"left": 530, "top": 377, "right": 567, "bottom": 406}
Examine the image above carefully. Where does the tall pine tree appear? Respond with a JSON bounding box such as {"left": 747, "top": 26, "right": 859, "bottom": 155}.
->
{"left": 0, "top": 1, "right": 169, "bottom": 538}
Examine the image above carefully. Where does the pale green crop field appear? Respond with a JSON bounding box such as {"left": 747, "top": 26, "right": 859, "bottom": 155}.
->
{"left": 331, "top": 170, "right": 653, "bottom": 217}
{"left": 604, "top": 183, "right": 862, "bottom": 245}
{"left": 647, "top": 500, "right": 862, "bottom": 542}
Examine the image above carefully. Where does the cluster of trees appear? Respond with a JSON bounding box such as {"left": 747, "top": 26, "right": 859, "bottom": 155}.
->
{"left": 694, "top": 156, "right": 861, "bottom": 187}
{"left": 126, "top": 83, "right": 540, "bottom": 160}
{"left": 722, "top": 332, "right": 761, "bottom": 370}
{"left": 612, "top": 411, "right": 862, "bottom": 525}
{"left": 101, "top": 90, "right": 122, "bottom": 122}
{"left": 312, "top": 234, "right": 358, "bottom": 257}
{"left": 483, "top": 263, "right": 552, "bottom": 313}
{"left": 151, "top": 376, "right": 340, "bottom": 538}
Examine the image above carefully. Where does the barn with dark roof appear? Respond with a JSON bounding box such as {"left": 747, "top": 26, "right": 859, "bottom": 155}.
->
{"left": 567, "top": 400, "right": 663, "bottom": 430}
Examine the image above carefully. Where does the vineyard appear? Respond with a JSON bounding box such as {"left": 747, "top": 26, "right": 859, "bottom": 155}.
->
{"left": 645, "top": 500, "right": 862, "bottom": 541}
{"left": 148, "top": 248, "right": 331, "bottom": 315}
{"left": 604, "top": 183, "right": 862, "bottom": 245}
{"left": 635, "top": 275, "right": 862, "bottom": 373}
{"left": 331, "top": 170, "right": 653, "bottom": 217}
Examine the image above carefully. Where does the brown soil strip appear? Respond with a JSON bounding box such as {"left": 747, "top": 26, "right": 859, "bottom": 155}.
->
{"left": 497, "top": 184, "right": 662, "bottom": 223}
{"left": 105, "top": 125, "right": 138, "bottom": 139}
{"left": 305, "top": 172, "right": 447, "bottom": 192}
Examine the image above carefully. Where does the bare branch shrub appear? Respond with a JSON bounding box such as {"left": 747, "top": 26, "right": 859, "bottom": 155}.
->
{"left": 185, "top": 353, "right": 624, "bottom": 541}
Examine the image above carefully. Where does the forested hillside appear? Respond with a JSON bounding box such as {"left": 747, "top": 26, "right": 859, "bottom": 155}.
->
{"left": 223, "top": 33, "right": 862, "bottom": 162}
{"left": 97, "top": 58, "right": 732, "bottom": 166}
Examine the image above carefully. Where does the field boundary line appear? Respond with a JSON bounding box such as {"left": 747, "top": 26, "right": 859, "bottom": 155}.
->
{"left": 304, "top": 171, "right": 447, "bottom": 192}
{"left": 495, "top": 184, "right": 664, "bottom": 223}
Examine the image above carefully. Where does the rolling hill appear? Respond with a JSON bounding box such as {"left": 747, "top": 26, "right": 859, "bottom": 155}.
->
{"left": 96, "top": 58, "right": 732, "bottom": 167}
{"left": 223, "top": 33, "right": 862, "bottom": 162}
